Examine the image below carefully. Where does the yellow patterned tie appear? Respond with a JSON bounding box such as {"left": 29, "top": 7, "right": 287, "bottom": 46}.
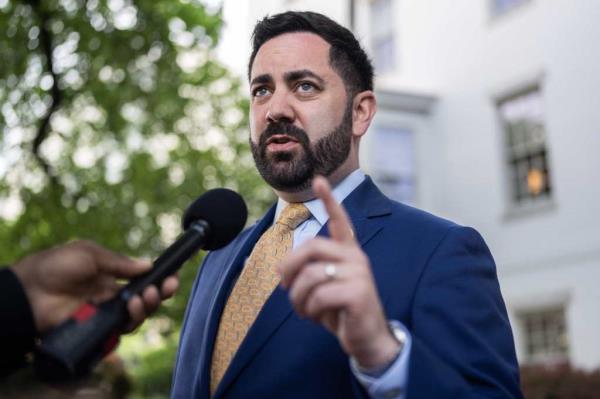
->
{"left": 210, "top": 203, "right": 311, "bottom": 394}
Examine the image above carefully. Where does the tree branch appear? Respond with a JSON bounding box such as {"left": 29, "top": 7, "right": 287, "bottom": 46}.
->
{"left": 31, "top": 0, "right": 61, "bottom": 187}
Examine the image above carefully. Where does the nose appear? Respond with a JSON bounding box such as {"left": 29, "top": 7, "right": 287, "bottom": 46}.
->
{"left": 266, "top": 91, "right": 295, "bottom": 124}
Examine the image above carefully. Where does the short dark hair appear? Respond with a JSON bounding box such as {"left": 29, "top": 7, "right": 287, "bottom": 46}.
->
{"left": 248, "top": 11, "right": 374, "bottom": 97}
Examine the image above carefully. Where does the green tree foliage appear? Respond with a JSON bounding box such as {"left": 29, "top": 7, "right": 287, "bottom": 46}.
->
{"left": 0, "top": 0, "right": 272, "bottom": 396}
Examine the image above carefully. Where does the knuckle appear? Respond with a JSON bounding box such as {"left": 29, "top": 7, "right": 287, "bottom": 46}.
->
{"left": 306, "top": 239, "right": 320, "bottom": 252}
{"left": 306, "top": 265, "right": 322, "bottom": 281}
{"left": 310, "top": 237, "right": 328, "bottom": 250}
{"left": 311, "top": 288, "right": 326, "bottom": 309}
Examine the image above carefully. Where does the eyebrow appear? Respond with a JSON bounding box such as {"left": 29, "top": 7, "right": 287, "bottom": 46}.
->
{"left": 249, "top": 69, "right": 326, "bottom": 87}
{"left": 283, "top": 69, "right": 325, "bottom": 86}
{"left": 250, "top": 74, "right": 273, "bottom": 87}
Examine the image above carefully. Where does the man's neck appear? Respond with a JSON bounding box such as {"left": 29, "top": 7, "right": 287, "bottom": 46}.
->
{"left": 275, "top": 166, "right": 359, "bottom": 203}
{"left": 274, "top": 169, "right": 365, "bottom": 224}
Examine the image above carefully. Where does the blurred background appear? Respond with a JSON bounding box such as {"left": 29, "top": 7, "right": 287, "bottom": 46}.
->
{"left": 1, "top": 0, "right": 599, "bottom": 397}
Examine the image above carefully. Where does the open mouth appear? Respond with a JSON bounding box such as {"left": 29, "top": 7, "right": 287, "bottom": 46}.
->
{"left": 265, "top": 135, "right": 300, "bottom": 151}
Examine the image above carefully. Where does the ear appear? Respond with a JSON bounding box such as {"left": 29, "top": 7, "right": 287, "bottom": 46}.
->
{"left": 351, "top": 90, "right": 377, "bottom": 138}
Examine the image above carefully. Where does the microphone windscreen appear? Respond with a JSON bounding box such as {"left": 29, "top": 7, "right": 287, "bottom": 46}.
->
{"left": 182, "top": 188, "right": 248, "bottom": 250}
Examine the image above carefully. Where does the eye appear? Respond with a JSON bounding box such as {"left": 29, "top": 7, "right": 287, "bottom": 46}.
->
{"left": 296, "top": 81, "right": 318, "bottom": 94}
{"left": 252, "top": 86, "right": 271, "bottom": 98}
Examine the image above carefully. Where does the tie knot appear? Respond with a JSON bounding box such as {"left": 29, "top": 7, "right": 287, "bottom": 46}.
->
{"left": 276, "top": 203, "right": 311, "bottom": 230}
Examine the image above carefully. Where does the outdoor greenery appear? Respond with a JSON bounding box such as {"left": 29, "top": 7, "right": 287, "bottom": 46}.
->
{"left": 0, "top": 0, "right": 271, "bottom": 397}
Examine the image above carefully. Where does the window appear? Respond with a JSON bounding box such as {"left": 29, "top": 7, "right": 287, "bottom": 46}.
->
{"left": 370, "top": 127, "right": 415, "bottom": 204}
{"left": 370, "top": 0, "right": 396, "bottom": 73}
{"left": 498, "top": 87, "right": 552, "bottom": 204}
{"left": 492, "top": 0, "right": 530, "bottom": 15}
{"left": 519, "top": 307, "right": 569, "bottom": 364}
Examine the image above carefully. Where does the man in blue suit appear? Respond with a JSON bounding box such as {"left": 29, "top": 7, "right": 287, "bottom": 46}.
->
{"left": 172, "top": 11, "right": 523, "bottom": 399}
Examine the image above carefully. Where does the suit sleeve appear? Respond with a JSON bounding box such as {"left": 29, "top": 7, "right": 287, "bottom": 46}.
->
{"left": 0, "top": 268, "right": 37, "bottom": 377}
{"left": 405, "top": 226, "right": 523, "bottom": 399}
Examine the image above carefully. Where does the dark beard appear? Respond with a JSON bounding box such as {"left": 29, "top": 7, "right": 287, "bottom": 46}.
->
{"left": 250, "top": 103, "right": 353, "bottom": 192}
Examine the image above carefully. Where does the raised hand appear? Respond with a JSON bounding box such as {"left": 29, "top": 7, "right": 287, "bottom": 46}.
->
{"left": 279, "top": 176, "right": 400, "bottom": 369}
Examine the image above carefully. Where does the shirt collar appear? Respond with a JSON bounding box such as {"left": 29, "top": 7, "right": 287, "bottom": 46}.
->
{"left": 274, "top": 169, "right": 366, "bottom": 226}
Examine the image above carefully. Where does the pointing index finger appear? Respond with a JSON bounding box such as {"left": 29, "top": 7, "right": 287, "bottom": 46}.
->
{"left": 312, "top": 176, "right": 355, "bottom": 244}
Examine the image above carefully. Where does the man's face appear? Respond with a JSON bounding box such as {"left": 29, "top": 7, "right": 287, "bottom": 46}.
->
{"left": 249, "top": 32, "right": 353, "bottom": 192}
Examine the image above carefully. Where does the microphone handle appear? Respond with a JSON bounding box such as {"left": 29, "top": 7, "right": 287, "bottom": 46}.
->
{"left": 34, "top": 220, "right": 210, "bottom": 382}
{"left": 34, "top": 298, "right": 128, "bottom": 381}
{"left": 119, "top": 220, "right": 210, "bottom": 300}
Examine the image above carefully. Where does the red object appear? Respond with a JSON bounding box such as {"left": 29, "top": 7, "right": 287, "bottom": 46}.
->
{"left": 72, "top": 303, "right": 97, "bottom": 322}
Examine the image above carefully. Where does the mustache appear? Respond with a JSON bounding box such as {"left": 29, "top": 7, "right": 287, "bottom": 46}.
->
{"left": 258, "top": 122, "right": 310, "bottom": 148}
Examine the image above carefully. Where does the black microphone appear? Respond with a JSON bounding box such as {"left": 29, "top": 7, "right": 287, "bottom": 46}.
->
{"left": 33, "top": 188, "right": 247, "bottom": 382}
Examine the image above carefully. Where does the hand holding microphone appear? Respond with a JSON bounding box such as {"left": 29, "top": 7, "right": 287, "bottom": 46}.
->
{"left": 11, "top": 241, "right": 178, "bottom": 335}
{"left": 32, "top": 188, "right": 247, "bottom": 382}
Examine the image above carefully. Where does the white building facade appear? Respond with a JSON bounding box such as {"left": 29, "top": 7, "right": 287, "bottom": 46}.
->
{"left": 223, "top": 0, "right": 600, "bottom": 370}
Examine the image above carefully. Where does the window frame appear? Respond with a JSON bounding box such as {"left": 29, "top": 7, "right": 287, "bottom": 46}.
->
{"left": 517, "top": 305, "right": 570, "bottom": 365}
{"left": 369, "top": 125, "right": 416, "bottom": 205}
{"left": 494, "top": 80, "right": 556, "bottom": 220}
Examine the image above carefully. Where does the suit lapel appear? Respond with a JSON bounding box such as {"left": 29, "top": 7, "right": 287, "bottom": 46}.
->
{"left": 317, "top": 177, "right": 391, "bottom": 246}
{"left": 213, "top": 177, "right": 392, "bottom": 398}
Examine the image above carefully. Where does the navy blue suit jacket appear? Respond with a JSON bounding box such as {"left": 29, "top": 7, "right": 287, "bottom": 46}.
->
{"left": 171, "top": 177, "right": 523, "bottom": 398}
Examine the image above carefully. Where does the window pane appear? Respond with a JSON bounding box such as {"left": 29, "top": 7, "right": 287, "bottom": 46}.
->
{"left": 519, "top": 307, "right": 569, "bottom": 364}
{"left": 498, "top": 88, "right": 552, "bottom": 204}
{"left": 371, "top": 127, "right": 415, "bottom": 204}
